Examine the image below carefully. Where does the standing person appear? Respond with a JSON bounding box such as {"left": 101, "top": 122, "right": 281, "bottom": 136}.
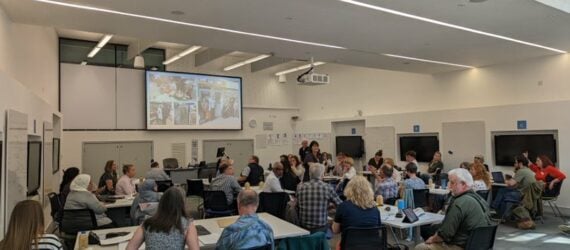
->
{"left": 368, "top": 150, "right": 384, "bottom": 170}
{"left": 146, "top": 161, "right": 170, "bottom": 181}
{"left": 127, "top": 188, "right": 200, "bottom": 250}
{"left": 302, "top": 141, "right": 323, "bottom": 182}
{"left": 530, "top": 155, "right": 566, "bottom": 197}
{"left": 469, "top": 163, "right": 491, "bottom": 191}
{"left": 427, "top": 151, "right": 444, "bottom": 175}
{"left": 299, "top": 139, "right": 310, "bottom": 162}
{"left": 216, "top": 190, "right": 274, "bottom": 250}
{"left": 116, "top": 164, "right": 137, "bottom": 196}
{"left": 98, "top": 160, "right": 118, "bottom": 195}
{"left": 238, "top": 155, "right": 264, "bottom": 186}
{"left": 416, "top": 168, "right": 491, "bottom": 250}
{"left": 0, "top": 200, "right": 63, "bottom": 250}
{"left": 263, "top": 162, "right": 284, "bottom": 193}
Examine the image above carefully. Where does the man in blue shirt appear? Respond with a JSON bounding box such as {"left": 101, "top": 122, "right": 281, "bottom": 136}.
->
{"left": 216, "top": 189, "right": 274, "bottom": 250}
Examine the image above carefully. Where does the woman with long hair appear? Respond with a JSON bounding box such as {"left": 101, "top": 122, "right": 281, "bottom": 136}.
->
{"left": 98, "top": 160, "right": 118, "bottom": 195}
{"left": 127, "top": 188, "right": 199, "bottom": 250}
{"left": 469, "top": 163, "right": 491, "bottom": 191}
{"left": 332, "top": 176, "right": 381, "bottom": 249}
{"left": 288, "top": 155, "right": 305, "bottom": 181}
{"left": 59, "top": 167, "right": 80, "bottom": 203}
{"left": 302, "top": 141, "right": 322, "bottom": 182}
{"left": 0, "top": 200, "right": 63, "bottom": 250}
{"left": 531, "top": 155, "right": 566, "bottom": 196}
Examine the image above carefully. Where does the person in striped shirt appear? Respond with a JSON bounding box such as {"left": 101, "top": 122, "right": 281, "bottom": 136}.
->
{"left": 0, "top": 200, "right": 63, "bottom": 250}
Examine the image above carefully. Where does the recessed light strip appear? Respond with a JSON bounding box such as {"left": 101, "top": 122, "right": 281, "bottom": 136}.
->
{"left": 383, "top": 54, "right": 474, "bottom": 69}
{"left": 224, "top": 54, "right": 271, "bottom": 71}
{"left": 87, "top": 34, "right": 113, "bottom": 58}
{"left": 163, "top": 45, "right": 202, "bottom": 65}
{"left": 340, "top": 0, "right": 566, "bottom": 53}
{"left": 275, "top": 62, "right": 326, "bottom": 76}
{"left": 35, "top": 0, "right": 346, "bottom": 50}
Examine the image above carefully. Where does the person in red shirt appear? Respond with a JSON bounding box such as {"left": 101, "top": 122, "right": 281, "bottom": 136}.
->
{"left": 530, "top": 155, "right": 566, "bottom": 196}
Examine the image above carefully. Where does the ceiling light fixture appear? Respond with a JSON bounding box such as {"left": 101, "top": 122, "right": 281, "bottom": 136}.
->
{"left": 87, "top": 34, "right": 113, "bottom": 58}
{"left": 383, "top": 54, "right": 475, "bottom": 69}
{"left": 163, "top": 45, "right": 202, "bottom": 65}
{"left": 35, "top": 0, "right": 346, "bottom": 50}
{"left": 275, "top": 62, "right": 325, "bottom": 76}
{"left": 340, "top": 0, "right": 566, "bottom": 53}
{"left": 535, "top": 0, "right": 570, "bottom": 14}
{"left": 223, "top": 54, "right": 272, "bottom": 71}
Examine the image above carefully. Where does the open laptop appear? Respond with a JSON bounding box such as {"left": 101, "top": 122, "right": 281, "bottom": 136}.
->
{"left": 491, "top": 171, "right": 505, "bottom": 184}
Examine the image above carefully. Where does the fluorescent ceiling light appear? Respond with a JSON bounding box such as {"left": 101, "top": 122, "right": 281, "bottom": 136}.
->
{"left": 383, "top": 54, "right": 474, "bottom": 69}
{"left": 87, "top": 34, "right": 113, "bottom": 58}
{"left": 275, "top": 62, "right": 325, "bottom": 76}
{"left": 163, "top": 45, "right": 202, "bottom": 65}
{"left": 224, "top": 54, "right": 271, "bottom": 71}
{"left": 340, "top": 0, "right": 566, "bottom": 53}
{"left": 35, "top": 0, "right": 346, "bottom": 50}
{"left": 535, "top": 0, "right": 570, "bottom": 13}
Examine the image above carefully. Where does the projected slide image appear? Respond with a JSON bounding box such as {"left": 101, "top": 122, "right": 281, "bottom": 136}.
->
{"left": 146, "top": 71, "right": 242, "bottom": 130}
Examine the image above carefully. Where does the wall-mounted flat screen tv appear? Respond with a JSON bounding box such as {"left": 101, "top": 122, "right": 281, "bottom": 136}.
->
{"left": 494, "top": 134, "right": 557, "bottom": 166}
{"left": 399, "top": 135, "right": 439, "bottom": 162}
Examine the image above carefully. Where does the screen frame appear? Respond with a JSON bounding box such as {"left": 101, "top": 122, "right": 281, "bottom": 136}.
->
{"left": 144, "top": 70, "right": 243, "bottom": 131}
{"left": 492, "top": 131, "right": 558, "bottom": 166}
{"left": 53, "top": 138, "right": 60, "bottom": 174}
{"left": 27, "top": 141, "right": 42, "bottom": 196}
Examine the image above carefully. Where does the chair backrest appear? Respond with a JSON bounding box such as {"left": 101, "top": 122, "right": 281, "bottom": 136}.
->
{"left": 278, "top": 231, "right": 330, "bottom": 250}
{"left": 48, "top": 192, "right": 62, "bottom": 222}
{"left": 464, "top": 224, "right": 498, "bottom": 250}
{"left": 257, "top": 192, "right": 290, "bottom": 219}
{"left": 476, "top": 190, "right": 490, "bottom": 201}
{"left": 412, "top": 189, "right": 429, "bottom": 208}
{"left": 340, "top": 226, "right": 387, "bottom": 250}
{"left": 187, "top": 179, "right": 205, "bottom": 197}
{"left": 203, "top": 190, "right": 231, "bottom": 211}
{"left": 156, "top": 180, "right": 174, "bottom": 192}
{"left": 163, "top": 158, "right": 179, "bottom": 169}
{"left": 61, "top": 209, "right": 97, "bottom": 234}
{"left": 243, "top": 244, "right": 272, "bottom": 250}
{"left": 544, "top": 177, "right": 563, "bottom": 197}
{"left": 198, "top": 167, "right": 217, "bottom": 179}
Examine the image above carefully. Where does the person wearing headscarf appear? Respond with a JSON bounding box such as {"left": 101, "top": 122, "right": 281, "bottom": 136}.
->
{"left": 130, "top": 179, "right": 161, "bottom": 224}
{"left": 64, "top": 174, "right": 113, "bottom": 226}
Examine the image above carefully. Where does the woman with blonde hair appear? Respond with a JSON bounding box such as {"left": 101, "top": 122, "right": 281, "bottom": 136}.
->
{"left": 332, "top": 176, "right": 381, "bottom": 247}
{"left": 0, "top": 200, "right": 63, "bottom": 250}
{"left": 470, "top": 163, "right": 491, "bottom": 191}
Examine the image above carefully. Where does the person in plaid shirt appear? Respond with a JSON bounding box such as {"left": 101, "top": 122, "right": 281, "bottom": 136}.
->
{"left": 297, "top": 163, "right": 342, "bottom": 233}
{"left": 373, "top": 165, "right": 399, "bottom": 204}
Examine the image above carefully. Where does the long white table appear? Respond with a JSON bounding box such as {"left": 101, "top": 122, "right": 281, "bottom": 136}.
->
{"left": 74, "top": 212, "right": 308, "bottom": 249}
{"left": 103, "top": 197, "right": 135, "bottom": 209}
{"left": 378, "top": 205, "right": 445, "bottom": 245}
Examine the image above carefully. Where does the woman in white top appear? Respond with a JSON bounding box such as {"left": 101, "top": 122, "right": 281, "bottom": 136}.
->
{"left": 341, "top": 157, "right": 357, "bottom": 181}
{"left": 288, "top": 155, "right": 305, "bottom": 181}
{"left": 470, "top": 163, "right": 491, "bottom": 191}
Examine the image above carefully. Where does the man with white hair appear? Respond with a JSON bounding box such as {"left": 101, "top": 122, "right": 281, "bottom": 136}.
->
{"left": 297, "top": 163, "right": 343, "bottom": 233}
{"left": 298, "top": 139, "right": 310, "bottom": 162}
{"left": 416, "top": 168, "right": 491, "bottom": 250}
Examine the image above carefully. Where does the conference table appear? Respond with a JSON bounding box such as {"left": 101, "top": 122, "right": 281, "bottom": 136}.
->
{"left": 379, "top": 204, "right": 445, "bottom": 245}
{"left": 201, "top": 179, "right": 295, "bottom": 195}
{"left": 102, "top": 197, "right": 135, "bottom": 227}
{"left": 74, "top": 212, "right": 309, "bottom": 250}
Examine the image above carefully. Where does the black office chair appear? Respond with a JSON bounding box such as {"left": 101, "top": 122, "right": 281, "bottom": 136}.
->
{"left": 203, "top": 190, "right": 235, "bottom": 218}
{"left": 464, "top": 224, "right": 498, "bottom": 250}
{"left": 48, "top": 192, "right": 63, "bottom": 226}
{"left": 542, "top": 180, "right": 565, "bottom": 220}
{"left": 476, "top": 190, "right": 490, "bottom": 201}
{"left": 340, "top": 226, "right": 387, "bottom": 250}
{"left": 60, "top": 209, "right": 98, "bottom": 249}
{"left": 257, "top": 192, "right": 290, "bottom": 219}
{"left": 243, "top": 244, "right": 273, "bottom": 250}
{"left": 163, "top": 158, "right": 179, "bottom": 169}
{"left": 413, "top": 189, "right": 430, "bottom": 209}
{"left": 156, "top": 180, "right": 174, "bottom": 192}
{"left": 187, "top": 179, "right": 205, "bottom": 197}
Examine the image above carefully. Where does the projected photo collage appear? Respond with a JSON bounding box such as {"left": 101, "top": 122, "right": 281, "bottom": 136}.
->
{"left": 147, "top": 71, "right": 241, "bottom": 130}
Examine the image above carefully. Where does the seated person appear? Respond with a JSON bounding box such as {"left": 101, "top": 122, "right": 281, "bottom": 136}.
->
{"left": 333, "top": 152, "right": 347, "bottom": 177}
{"left": 469, "top": 163, "right": 491, "bottom": 191}
{"left": 263, "top": 162, "right": 284, "bottom": 193}
{"left": 238, "top": 155, "right": 264, "bottom": 186}
{"left": 98, "top": 160, "right": 118, "bottom": 195}
{"left": 530, "top": 155, "right": 566, "bottom": 197}
{"left": 416, "top": 168, "right": 491, "bottom": 250}
{"left": 404, "top": 163, "right": 426, "bottom": 190}
{"left": 130, "top": 179, "right": 161, "bottom": 225}
{"left": 116, "top": 164, "right": 137, "bottom": 196}
{"left": 492, "top": 156, "right": 536, "bottom": 217}
{"left": 127, "top": 188, "right": 200, "bottom": 250}
{"left": 145, "top": 161, "right": 170, "bottom": 181}
{"left": 473, "top": 154, "right": 489, "bottom": 172}
{"left": 65, "top": 174, "right": 113, "bottom": 226}
{"left": 216, "top": 190, "right": 274, "bottom": 250}
{"left": 59, "top": 167, "right": 80, "bottom": 216}
{"left": 0, "top": 200, "right": 63, "bottom": 249}
{"left": 427, "top": 151, "right": 444, "bottom": 175}
{"left": 297, "top": 163, "right": 343, "bottom": 233}
{"left": 372, "top": 165, "right": 399, "bottom": 204}
{"left": 210, "top": 164, "right": 242, "bottom": 206}
{"left": 333, "top": 176, "right": 381, "bottom": 248}
{"left": 337, "top": 157, "right": 356, "bottom": 193}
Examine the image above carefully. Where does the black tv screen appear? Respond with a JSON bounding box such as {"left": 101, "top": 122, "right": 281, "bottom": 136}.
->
{"left": 27, "top": 141, "right": 42, "bottom": 196}
{"left": 399, "top": 136, "right": 439, "bottom": 162}
{"left": 336, "top": 136, "right": 364, "bottom": 158}
{"left": 494, "top": 134, "right": 557, "bottom": 166}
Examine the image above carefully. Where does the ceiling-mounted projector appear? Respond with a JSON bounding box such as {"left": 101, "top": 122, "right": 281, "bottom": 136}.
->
{"left": 298, "top": 72, "right": 329, "bottom": 85}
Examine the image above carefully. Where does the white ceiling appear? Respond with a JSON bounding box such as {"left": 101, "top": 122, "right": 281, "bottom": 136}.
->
{"left": 2, "top": 0, "right": 569, "bottom": 74}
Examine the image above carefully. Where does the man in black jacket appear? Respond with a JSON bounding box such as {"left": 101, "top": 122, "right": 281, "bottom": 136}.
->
{"left": 239, "top": 155, "right": 264, "bottom": 186}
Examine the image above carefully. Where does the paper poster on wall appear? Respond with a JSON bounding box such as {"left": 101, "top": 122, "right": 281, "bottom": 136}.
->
{"left": 282, "top": 133, "right": 289, "bottom": 145}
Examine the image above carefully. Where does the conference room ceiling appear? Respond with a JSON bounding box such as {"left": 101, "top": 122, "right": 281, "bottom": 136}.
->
{"left": 2, "top": 0, "right": 569, "bottom": 74}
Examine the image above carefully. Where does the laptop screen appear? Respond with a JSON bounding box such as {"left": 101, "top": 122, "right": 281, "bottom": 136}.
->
{"left": 491, "top": 171, "right": 505, "bottom": 183}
